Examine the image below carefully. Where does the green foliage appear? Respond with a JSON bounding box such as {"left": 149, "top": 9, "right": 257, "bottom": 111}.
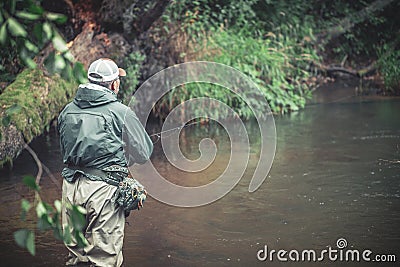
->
{"left": 21, "top": 198, "right": 31, "bottom": 220}
{"left": 249, "top": 0, "right": 399, "bottom": 60}
{"left": 119, "top": 51, "right": 146, "bottom": 105}
{"left": 23, "top": 175, "right": 40, "bottom": 191}
{"left": 14, "top": 176, "right": 87, "bottom": 256}
{"left": 377, "top": 44, "right": 400, "bottom": 93}
{"left": 157, "top": 0, "right": 320, "bottom": 115}
{"left": 14, "top": 229, "right": 35, "bottom": 255}
{"left": 155, "top": 26, "right": 318, "bottom": 115}
{"left": 166, "top": 0, "right": 259, "bottom": 37}
{"left": 0, "top": 0, "right": 86, "bottom": 84}
{"left": 160, "top": 30, "right": 318, "bottom": 115}
{"left": 318, "top": 1, "right": 398, "bottom": 59}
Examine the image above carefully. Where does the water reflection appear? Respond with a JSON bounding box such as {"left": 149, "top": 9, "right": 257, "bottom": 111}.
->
{"left": 0, "top": 99, "right": 399, "bottom": 266}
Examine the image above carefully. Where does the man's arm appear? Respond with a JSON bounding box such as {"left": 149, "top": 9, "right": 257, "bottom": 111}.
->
{"left": 122, "top": 108, "right": 153, "bottom": 165}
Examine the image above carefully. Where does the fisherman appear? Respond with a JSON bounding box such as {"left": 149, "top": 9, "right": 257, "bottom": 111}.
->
{"left": 58, "top": 58, "right": 153, "bottom": 266}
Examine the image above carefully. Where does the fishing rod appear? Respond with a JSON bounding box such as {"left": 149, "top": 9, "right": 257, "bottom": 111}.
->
{"left": 149, "top": 121, "right": 202, "bottom": 143}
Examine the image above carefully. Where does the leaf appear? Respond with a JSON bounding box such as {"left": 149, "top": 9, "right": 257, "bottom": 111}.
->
{"left": 36, "top": 201, "right": 47, "bottom": 218}
{"left": 44, "top": 51, "right": 55, "bottom": 74}
{"left": 163, "top": 25, "right": 170, "bottom": 34}
{"left": 22, "top": 175, "right": 40, "bottom": 191}
{"left": 21, "top": 199, "right": 31, "bottom": 212}
{"left": 0, "top": 22, "right": 7, "bottom": 45}
{"left": 63, "top": 225, "right": 72, "bottom": 244}
{"left": 52, "top": 35, "right": 68, "bottom": 52}
{"left": 60, "top": 63, "right": 73, "bottom": 81}
{"left": 14, "top": 229, "right": 29, "bottom": 247}
{"left": 24, "top": 40, "right": 39, "bottom": 53}
{"left": 73, "top": 62, "right": 88, "bottom": 84}
{"left": 16, "top": 11, "right": 40, "bottom": 20}
{"left": 76, "top": 205, "right": 86, "bottom": 215}
{"left": 54, "top": 200, "right": 62, "bottom": 213}
{"left": 42, "top": 22, "right": 52, "bottom": 40}
{"left": 53, "top": 226, "right": 63, "bottom": 240}
{"left": 75, "top": 231, "right": 88, "bottom": 248}
{"left": 70, "top": 205, "right": 86, "bottom": 231}
{"left": 54, "top": 54, "right": 66, "bottom": 70}
{"left": 63, "top": 51, "right": 74, "bottom": 62}
{"left": 24, "top": 57, "right": 37, "bottom": 69}
{"left": 7, "top": 18, "right": 27, "bottom": 37}
{"left": 28, "top": 4, "right": 44, "bottom": 15}
{"left": 21, "top": 199, "right": 31, "bottom": 221}
{"left": 46, "top": 12, "right": 67, "bottom": 24}
{"left": 26, "top": 231, "right": 35, "bottom": 255}
{"left": 44, "top": 52, "right": 67, "bottom": 73}
{"left": 37, "top": 215, "right": 52, "bottom": 231}
{"left": 14, "top": 229, "right": 35, "bottom": 255}
{"left": 42, "top": 201, "right": 54, "bottom": 212}
{"left": 33, "top": 24, "right": 42, "bottom": 41}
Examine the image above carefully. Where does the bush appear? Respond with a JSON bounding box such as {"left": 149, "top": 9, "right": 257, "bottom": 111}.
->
{"left": 152, "top": 25, "right": 319, "bottom": 116}
{"left": 377, "top": 45, "right": 400, "bottom": 94}
{"left": 118, "top": 51, "right": 146, "bottom": 105}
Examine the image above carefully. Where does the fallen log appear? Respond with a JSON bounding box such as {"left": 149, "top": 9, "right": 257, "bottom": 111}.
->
{"left": 314, "top": 61, "right": 377, "bottom": 78}
{"left": 0, "top": 68, "right": 77, "bottom": 165}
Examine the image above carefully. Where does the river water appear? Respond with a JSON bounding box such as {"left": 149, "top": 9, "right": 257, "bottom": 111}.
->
{"left": 0, "top": 86, "right": 399, "bottom": 266}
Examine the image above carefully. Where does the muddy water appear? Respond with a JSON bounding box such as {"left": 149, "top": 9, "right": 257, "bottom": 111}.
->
{"left": 0, "top": 92, "right": 399, "bottom": 266}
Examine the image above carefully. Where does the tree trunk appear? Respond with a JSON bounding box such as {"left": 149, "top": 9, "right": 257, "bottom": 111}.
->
{"left": 0, "top": 67, "right": 76, "bottom": 165}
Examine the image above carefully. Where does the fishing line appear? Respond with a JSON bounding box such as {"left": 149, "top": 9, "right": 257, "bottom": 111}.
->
{"left": 149, "top": 121, "right": 202, "bottom": 144}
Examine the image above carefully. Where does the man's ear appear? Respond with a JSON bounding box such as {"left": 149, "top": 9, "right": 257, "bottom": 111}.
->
{"left": 111, "top": 80, "right": 117, "bottom": 91}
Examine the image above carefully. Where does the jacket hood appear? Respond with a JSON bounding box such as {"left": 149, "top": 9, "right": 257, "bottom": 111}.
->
{"left": 73, "top": 83, "right": 118, "bottom": 108}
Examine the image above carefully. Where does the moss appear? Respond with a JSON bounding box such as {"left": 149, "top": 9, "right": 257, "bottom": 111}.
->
{"left": 0, "top": 68, "right": 77, "bottom": 143}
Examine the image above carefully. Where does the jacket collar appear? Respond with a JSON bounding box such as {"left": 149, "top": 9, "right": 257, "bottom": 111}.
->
{"left": 79, "top": 83, "right": 117, "bottom": 96}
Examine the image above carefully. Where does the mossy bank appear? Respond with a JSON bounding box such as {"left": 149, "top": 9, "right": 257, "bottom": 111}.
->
{"left": 0, "top": 68, "right": 77, "bottom": 166}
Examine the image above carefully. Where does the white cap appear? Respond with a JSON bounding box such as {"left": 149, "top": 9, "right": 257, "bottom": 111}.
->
{"left": 88, "top": 58, "right": 126, "bottom": 82}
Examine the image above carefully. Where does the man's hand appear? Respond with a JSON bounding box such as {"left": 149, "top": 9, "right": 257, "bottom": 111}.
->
{"left": 137, "top": 190, "right": 147, "bottom": 210}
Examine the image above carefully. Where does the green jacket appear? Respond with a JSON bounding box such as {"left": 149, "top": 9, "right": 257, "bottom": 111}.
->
{"left": 58, "top": 83, "right": 153, "bottom": 181}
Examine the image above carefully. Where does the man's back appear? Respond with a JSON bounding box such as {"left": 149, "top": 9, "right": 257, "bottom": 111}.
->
{"left": 58, "top": 83, "right": 153, "bottom": 175}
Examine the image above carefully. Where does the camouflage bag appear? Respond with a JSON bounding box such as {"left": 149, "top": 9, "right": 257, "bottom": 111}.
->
{"left": 114, "top": 177, "right": 147, "bottom": 217}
